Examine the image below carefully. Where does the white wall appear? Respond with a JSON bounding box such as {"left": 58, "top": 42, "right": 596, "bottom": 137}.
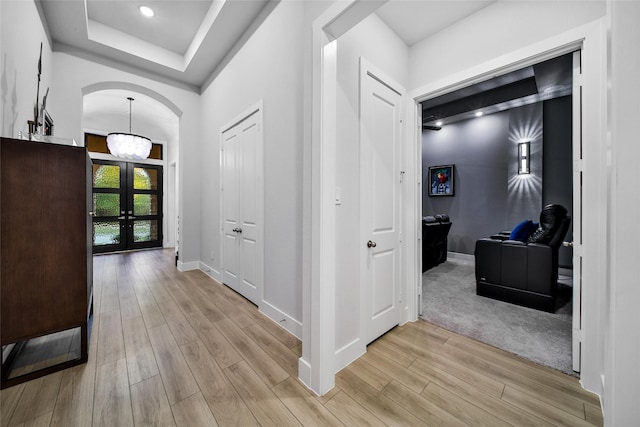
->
{"left": 199, "top": 1, "right": 307, "bottom": 332}
{"left": 334, "top": 13, "right": 409, "bottom": 367}
{"left": 604, "top": 1, "right": 640, "bottom": 424}
{"left": 49, "top": 52, "right": 202, "bottom": 263}
{"left": 409, "top": 1, "right": 606, "bottom": 91}
{"left": 0, "top": 0, "right": 53, "bottom": 139}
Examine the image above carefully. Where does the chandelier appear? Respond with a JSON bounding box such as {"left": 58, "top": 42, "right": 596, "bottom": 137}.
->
{"left": 106, "top": 97, "right": 152, "bottom": 160}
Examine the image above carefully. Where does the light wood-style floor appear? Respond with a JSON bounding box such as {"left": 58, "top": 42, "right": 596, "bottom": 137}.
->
{"left": 1, "top": 249, "right": 603, "bottom": 426}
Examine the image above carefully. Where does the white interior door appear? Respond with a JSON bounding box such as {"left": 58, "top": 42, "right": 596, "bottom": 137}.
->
{"left": 221, "top": 108, "right": 262, "bottom": 305}
{"left": 571, "top": 50, "right": 583, "bottom": 373}
{"left": 222, "top": 129, "right": 241, "bottom": 292}
{"left": 360, "top": 59, "right": 404, "bottom": 344}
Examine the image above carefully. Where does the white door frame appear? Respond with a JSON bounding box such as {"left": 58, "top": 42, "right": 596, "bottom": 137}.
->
{"left": 571, "top": 50, "right": 583, "bottom": 373}
{"left": 409, "top": 21, "right": 606, "bottom": 393}
{"left": 168, "top": 161, "right": 177, "bottom": 249}
{"left": 219, "top": 101, "right": 264, "bottom": 306}
{"left": 416, "top": 48, "right": 588, "bottom": 375}
{"left": 305, "top": 0, "right": 607, "bottom": 398}
{"left": 300, "top": 0, "right": 384, "bottom": 395}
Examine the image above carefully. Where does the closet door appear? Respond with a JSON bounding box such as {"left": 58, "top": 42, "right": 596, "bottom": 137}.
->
{"left": 360, "top": 60, "right": 404, "bottom": 344}
{"left": 221, "top": 109, "right": 262, "bottom": 305}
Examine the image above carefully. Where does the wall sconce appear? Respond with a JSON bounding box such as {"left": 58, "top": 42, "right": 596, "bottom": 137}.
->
{"left": 518, "top": 141, "right": 530, "bottom": 174}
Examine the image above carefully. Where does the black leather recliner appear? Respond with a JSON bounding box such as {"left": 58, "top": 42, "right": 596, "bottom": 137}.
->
{"left": 422, "top": 214, "right": 452, "bottom": 272}
{"left": 475, "top": 204, "right": 571, "bottom": 312}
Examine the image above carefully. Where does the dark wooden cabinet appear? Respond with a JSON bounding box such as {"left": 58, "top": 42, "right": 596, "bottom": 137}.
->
{"left": 1, "top": 137, "right": 93, "bottom": 388}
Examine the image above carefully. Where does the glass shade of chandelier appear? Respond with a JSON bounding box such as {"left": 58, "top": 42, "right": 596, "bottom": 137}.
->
{"left": 107, "top": 97, "right": 152, "bottom": 160}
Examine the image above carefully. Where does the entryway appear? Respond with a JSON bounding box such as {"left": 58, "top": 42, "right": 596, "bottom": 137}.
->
{"left": 418, "top": 50, "right": 582, "bottom": 374}
{"left": 92, "top": 160, "right": 163, "bottom": 253}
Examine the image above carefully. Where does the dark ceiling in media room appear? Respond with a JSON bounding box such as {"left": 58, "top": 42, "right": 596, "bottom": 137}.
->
{"left": 422, "top": 52, "right": 574, "bottom": 129}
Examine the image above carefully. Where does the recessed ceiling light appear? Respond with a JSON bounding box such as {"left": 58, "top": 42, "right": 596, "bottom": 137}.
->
{"left": 139, "top": 6, "right": 155, "bottom": 17}
{"left": 475, "top": 111, "right": 483, "bottom": 117}
{"left": 435, "top": 121, "right": 443, "bottom": 127}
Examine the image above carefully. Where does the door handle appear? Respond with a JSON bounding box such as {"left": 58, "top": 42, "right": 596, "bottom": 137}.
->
{"left": 233, "top": 227, "right": 243, "bottom": 233}
{"left": 367, "top": 240, "right": 377, "bottom": 248}
{"left": 118, "top": 216, "right": 126, "bottom": 220}
{"left": 562, "top": 241, "right": 574, "bottom": 247}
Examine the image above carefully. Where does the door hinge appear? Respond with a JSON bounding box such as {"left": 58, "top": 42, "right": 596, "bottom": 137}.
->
{"left": 400, "top": 171, "right": 405, "bottom": 183}
{"left": 573, "top": 159, "right": 583, "bottom": 172}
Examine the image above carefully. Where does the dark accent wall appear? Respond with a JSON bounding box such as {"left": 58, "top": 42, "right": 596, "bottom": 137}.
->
{"left": 423, "top": 98, "right": 572, "bottom": 260}
{"left": 423, "top": 111, "right": 511, "bottom": 255}
{"left": 506, "top": 103, "right": 544, "bottom": 227}
{"left": 543, "top": 95, "right": 573, "bottom": 267}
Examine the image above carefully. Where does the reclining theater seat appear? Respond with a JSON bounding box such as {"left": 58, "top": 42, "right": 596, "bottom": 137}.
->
{"left": 422, "top": 214, "right": 452, "bottom": 272}
{"left": 474, "top": 204, "right": 571, "bottom": 312}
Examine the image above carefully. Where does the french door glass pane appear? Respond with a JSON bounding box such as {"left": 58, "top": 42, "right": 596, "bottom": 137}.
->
{"left": 93, "top": 193, "right": 120, "bottom": 217}
{"left": 93, "top": 164, "right": 120, "bottom": 188}
{"left": 133, "top": 167, "right": 158, "bottom": 190}
{"left": 133, "top": 220, "right": 158, "bottom": 242}
{"left": 92, "top": 159, "right": 162, "bottom": 252}
{"left": 93, "top": 221, "right": 120, "bottom": 245}
{"left": 133, "top": 194, "right": 158, "bottom": 216}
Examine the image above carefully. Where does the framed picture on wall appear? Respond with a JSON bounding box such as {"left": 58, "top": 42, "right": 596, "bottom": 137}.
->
{"left": 428, "top": 164, "right": 455, "bottom": 196}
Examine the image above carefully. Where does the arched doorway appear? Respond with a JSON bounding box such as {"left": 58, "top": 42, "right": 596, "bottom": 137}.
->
{"left": 82, "top": 86, "right": 180, "bottom": 253}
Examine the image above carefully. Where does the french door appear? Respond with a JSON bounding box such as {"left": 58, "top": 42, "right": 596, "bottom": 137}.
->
{"left": 221, "top": 106, "right": 263, "bottom": 305}
{"left": 92, "top": 160, "right": 163, "bottom": 253}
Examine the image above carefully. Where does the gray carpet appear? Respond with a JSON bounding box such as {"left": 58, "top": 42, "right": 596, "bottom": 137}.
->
{"left": 420, "top": 258, "right": 575, "bottom": 375}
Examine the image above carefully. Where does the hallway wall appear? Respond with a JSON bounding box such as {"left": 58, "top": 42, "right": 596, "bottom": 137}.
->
{"left": 0, "top": 0, "right": 54, "bottom": 139}
{"left": 199, "top": 1, "right": 309, "bottom": 334}
{"left": 334, "top": 13, "right": 409, "bottom": 366}
{"left": 50, "top": 52, "right": 201, "bottom": 264}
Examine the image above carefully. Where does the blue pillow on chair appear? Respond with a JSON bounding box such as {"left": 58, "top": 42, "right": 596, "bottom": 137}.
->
{"left": 510, "top": 220, "right": 537, "bottom": 242}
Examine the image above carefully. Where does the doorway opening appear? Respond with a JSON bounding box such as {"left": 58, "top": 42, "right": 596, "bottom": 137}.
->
{"left": 92, "top": 159, "right": 163, "bottom": 253}
{"left": 418, "top": 51, "right": 579, "bottom": 375}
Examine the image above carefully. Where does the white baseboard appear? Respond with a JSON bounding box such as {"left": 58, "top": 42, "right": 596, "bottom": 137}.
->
{"left": 259, "top": 300, "right": 303, "bottom": 340}
{"left": 559, "top": 267, "right": 573, "bottom": 277}
{"left": 447, "top": 251, "right": 475, "bottom": 265}
{"left": 195, "top": 262, "right": 302, "bottom": 341}
{"left": 199, "top": 261, "right": 222, "bottom": 283}
{"left": 447, "top": 253, "right": 573, "bottom": 277}
{"left": 334, "top": 338, "right": 366, "bottom": 373}
{"left": 177, "top": 260, "right": 199, "bottom": 272}
{"left": 298, "top": 357, "right": 313, "bottom": 392}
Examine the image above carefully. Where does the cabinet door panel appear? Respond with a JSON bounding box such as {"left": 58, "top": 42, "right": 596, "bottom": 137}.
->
{"left": 1, "top": 139, "right": 88, "bottom": 343}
